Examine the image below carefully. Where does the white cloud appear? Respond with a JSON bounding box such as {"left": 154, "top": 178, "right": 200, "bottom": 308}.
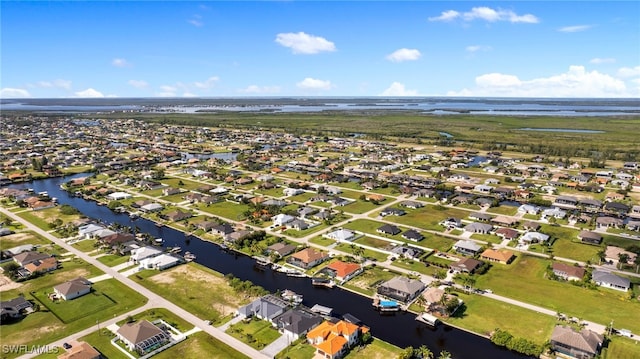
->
{"left": 296, "top": 77, "right": 333, "bottom": 90}
{"left": 617, "top": 66, "right": 640, "bottom": 78}
{"left": 447, "top": 65, "right": 633, "bottom": 97}
{"left": 194, "top": 76, "right": 219, "bottom": 89}
{"left": 112, "top": 58, "right": 131, "bottom": 68}
{"left": 466, "top": 45, "right": 492, "bottom": 53}
{"left": 188, "top": 18, "right": 203, "bottom": 27}
{"left": 430, "top": 7, "right": 538, "bottom": 24}
{"left": 33, "top": 79, "right": 72, "bottom": 90}
{"left": 0, "top": 88, "right": 31, "bottom": 98}
{"left": 590, "top": 58, "right": 616, "bottom": 64}
{"left": 74, "top": 88, "right": 104, "bottom": 98}
{"left": 558, "top": 25, "right": 592, "bottom": 33}
{"left": 428, "top": 10, "right": 460, "bottom": 22}
{"left": 386, "top": 48, "right": 421, "bottom": 62}
{"left": 275, "top": 32, "right": 336, "bottom": 54}
{"left": 380, "top": 82, "right": 419, "bottom": 96}
{"left": 238, "top": 85, "right": 281, "bottom": 94}
{"left": 128, "top": 80, "right": 149, "bottom": 88}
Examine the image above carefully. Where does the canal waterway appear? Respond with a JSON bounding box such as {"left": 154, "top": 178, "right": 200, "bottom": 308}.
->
{"left": 8, "top": 174, "right": 531, "bottom": 358}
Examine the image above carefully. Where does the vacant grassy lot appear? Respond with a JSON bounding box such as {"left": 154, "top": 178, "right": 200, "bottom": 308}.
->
{"left": 603, "top": 336, "right": 640, "bottom": 359}
{"left": 342, "top": 200, "right": 383, "bottom": 214}
{"left": 226, "top": 318, "right": 281, "bottom": 349}
{"left": 71, "top": 239, "right": 99, "bottom": 252}
{"left": 196, "top": 201, "right": 248, "bottom": 221}
{"left": 131, "top": 263, "right": 256, "bottom": 324}
{"left": 335, "top": 243, "right": 388, "bottom": 262}
{"left": 486, "top": 205, "right": 519, "bottom": 216}
{"left": 275, "top": 339, "right": 316, "bottom": 359}
{"left": 475, "top": 255, "right": 640, "bottom": 332}
{"left": 32, "top": 289, "right": 116, "bottom": 324}
{"left": 445, "top": 293, "right": 557, "bottom": 345}
{"left": 309, "top": 236, "right": 336, "bottom": 247}
{"left": 354, "top": 235, "right": 392, "bottom": 249}
{"left": 155, "top": 331, "right": 249, "bottom": 359}
{"left": 385, "top": 205, "right": 469, "bottom": 232}
{"left": 345, "top": 338, "right": 403, "bottom": 359}
{"left": 343, "top": 266, "right": 402, "bottom": 296}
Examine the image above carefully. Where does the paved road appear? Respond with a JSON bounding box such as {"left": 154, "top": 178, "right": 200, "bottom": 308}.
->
{"left": 0, "top": 207, "right": 268, "bottom": 359}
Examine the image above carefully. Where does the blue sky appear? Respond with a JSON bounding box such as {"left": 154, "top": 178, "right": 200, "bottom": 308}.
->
{"left": 1, "top": 1, "right": 639, "bottom": 98}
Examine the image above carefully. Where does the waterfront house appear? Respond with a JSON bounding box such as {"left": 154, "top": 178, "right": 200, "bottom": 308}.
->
{"left": 273, "top": 308, "right": 323, "bottom": 340}
{"left": 377, "top": 276, "right": 425, "bottom": 303}
{"left": 324, "top": 261, "right": 363, "bottom": 283}
{"left": 130, "top": 246, "right": 163, "bottom": 263}
{"left": 116, "top": 320, "right": 170, "bottom": 355}
{"left": 306, "top": 320, "right": 369, "bottom": 359}
{"left": 287, "top": 248, "right": 329, "bottom": 269}
{"left": 138, "top": 254, "right": 180, "bottom": 271}
{"left": 549, "top": 325, "right": 603, "bottom": 359}
{"left": 592, "top": 270, "right": 631, "bottom": 292}
{"left": 266, "top": 242, "right": 298, "bottom": 258}
{"left": 237, "top": 295, "right": 290, "bottom": 322}
{"left": 480, "top": 248, "right": 515, "bottom": 264}
{"left": 53, "top": 277, "right": 92, "bottom": 300}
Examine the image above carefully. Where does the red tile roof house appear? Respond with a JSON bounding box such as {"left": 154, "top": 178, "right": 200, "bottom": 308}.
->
{"left": 116, "top": 320, "right": 171, "bottom": 355}
{"left": 287, "top": 248, "right": 329, "bottom": 269}
{"left": 325, "top": 261, "right": 363, "bottom": 284}
{"left": 306, "top": 320, "right": 369, "bottom": 359}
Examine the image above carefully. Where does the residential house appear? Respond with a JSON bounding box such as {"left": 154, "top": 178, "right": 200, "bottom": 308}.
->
{"left": 273, "top": 308, "right": 323, "bottom": 341}
{"left": 463, "top": 222, "right": 493, "bottom": 234}
{"left": 491, "top": 216, "right": 518, "bottom": 227}
{"left": 0, "top": 296, "right": 34, "bottom": 323}
{"left": 237, "top": 295, "right": 290, "bottom": 322}
{"left": 130, "top": 246, "right": 163, "bottom": 264}
{"left": 324, "top": 229, "right": 356, "bottom": 242}
{"left": 272, "top": 214, "right": 295, "bottom": 227}
{"left": 480, "top": 248, "right": 515, "bottom": 264}
{"left": 266, "top": 242, "right": 298, "bottom": 258}
{"left": 554, "top": 195, "right": 578, "bottom": 208}
{"left": 605, "top": 246, "right": 637, "bottom": 265}
{"left": 140, "top": 203, "right": 163, "bottom": 213}
{"left": 380, "top": 207, "right": 406, "bottom": 217}
{"left": 399, "top": 200, "right": 423, "bottom": 209}
{"left": 13, "top": 251, "right": 52, "bottom": 267}
{"left": 287, "top": 219, "right": 310, "bottom": 231}
{"left": 211, "top": 223, "right": 235, "bottom": 236}
{"left": 522, "top": 221, "right": 541, "bottom": 231}
{"left": 325, "top": 261, "right": 363, "bottom": 283}
{"left": 469, "top": 212, "right": 492, "bottom": 222}
{"left": 53, "top": 277, "right": 92, "bottom": 300}
{"left": 376, "top": 224, "right": 401, "bottom": 235}
{"left": 453, "top": 240, "right": 483, "bottom": 256}
{"left": 306, "top": 320, "right": 369, "bottom": 359}
{"left": 596, "top": 216, "right": 623, "bottom": 229}
{"left": 592, "top": 270, "right": 631, "bottom": 292}
{"left": 541, "top": 207, "right": 567, "bottom": 220}
{"left": 390, "top": 246, "right": 424, "bottom": 261}
{"left": 440, "top": 217, "right": 463, "bottom": 229}
{"left": 549, "top": 326, "right": 603, "bottom": 359}
{"left": 604, "top": 202, "right": 630, "bottom": 216}
{"left": 22, "top": 257, "right": 59, "bottom": 277}
{"left": 377, "top": 276, "right": 425, "bottom": 303}
{"left": 162, "top": 209, "right": 192, "bottom": 222}
{"left": 495, "top": 227, "right": 519, "bottom": 241}
{"left": 138, "top": 254, "right": 181, "bottom": 271}
{"left": 519, "top": 232, "right": 550, "bottom": 244}
{"left": 552, "top": 262, "right": 585, "bottom": 281}
{"left": 401, "top": 229, "right": 424, "bottom": 242}
{"left": 116, "top": 320, "right": 170, "bottom": 355}
{"left": 287, "top": 248, "right": 329, "bottom": 269}
{"left": 57, "top": 341, "right": 101, "bottom": 359}
{"left": 578, "top": 231, "right": 603, "bottom": 245}
{"left": 450, "top": 258, "right": 483, "bottom": 274}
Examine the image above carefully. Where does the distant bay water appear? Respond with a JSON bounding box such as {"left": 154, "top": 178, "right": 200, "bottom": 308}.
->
{"left": 1, "top": 97, "right": 639, "bottom": 116}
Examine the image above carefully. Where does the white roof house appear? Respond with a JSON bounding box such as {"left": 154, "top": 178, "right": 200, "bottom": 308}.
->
{"left": 78, "top": 223, "right": 107, "bottom": 239}
{"left": 130, "top": 246, "right": 163, "bottom": 263}
{"left": 106, "top": 192, "right": 132, "bottom": 201}
{"left": 140, "top": 203, "right": 164, "bottom": 212}
{"left": 139, "top": 254, "right": 181, "bottom": 271}
{"left": 520, "top": 232, "right": 550, "bottom": 243}
{"left": 272, "top": 214, "right": 295, "bottom": 226}
{"left": 324, "top": 229, "right": 356, "bottom": 242}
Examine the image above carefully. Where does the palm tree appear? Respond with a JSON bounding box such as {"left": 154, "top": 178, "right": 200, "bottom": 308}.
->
{"left": 437, "top": 350, "right": 452, "bottom": 359}
{"left": 417, "top": 345, "right": 433, "bottom": 359}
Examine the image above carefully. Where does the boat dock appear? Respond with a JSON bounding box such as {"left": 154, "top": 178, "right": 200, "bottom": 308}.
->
{"left": 415, "top": 312, "right": 440, "bottom": 327}
{"left": 311, "top": 304, "right": 333, "bottom": 316}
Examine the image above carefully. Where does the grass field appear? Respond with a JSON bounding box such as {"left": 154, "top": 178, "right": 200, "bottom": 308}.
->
{"left": 342, "top": 266, "right": 402, "bottom": 296}
{"left": 345, "top": 338, "right": 403, "bottom": 359}
{"left": 603, "top": 336, "right": 640, "bottom": 359}
{"left": 155, "top": 331, "right": 249, "bottom": 359}
{"left": 0, "top": 230, "right": 51, "bottom": 249}
{"left": 445, "top": 292, "right": 557, "bottom": 345}
{"left": 196, "top": 201, "right": 248, "bottom": 221}
{"left": 226, "top": 318, "right": 282, "bottom": 349}
{"left": 384, "top": 206, "right": 469, "bottom": 232}
{"left": 130, "top": 263, "right": 256, "bottom": 324}
{"left": 274, "top": 339, "right": 315, "bottom": 359}
{"left": 474, "top": 255, "right": 640, "bottom": 332}
{"left": 31, "top": 289, "right": 117, "bottom": 324}
{"left": 334, "top": 243, "right": 388, "bottom": 262}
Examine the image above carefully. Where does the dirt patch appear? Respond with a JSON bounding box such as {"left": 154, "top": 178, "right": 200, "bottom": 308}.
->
{"left": 151, "top": 265, "right": 227, "bottom": 286}
{"left": 0, "top": 274, "right": 22, "bottom": 292}
{"left": 1, "top": 232, "right": 34, "bottom": 243}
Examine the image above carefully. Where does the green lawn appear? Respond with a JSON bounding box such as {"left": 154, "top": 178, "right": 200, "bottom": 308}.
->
{"left": 486, "top": 206, "right": 518, "bottom": 216}
{"left": 1, "top": 279, "right": 147, "bottom": 358}
{"left": 72, "top": 239, "right": 99, "bottom": 252}
{"left": 288, "top": 192, "right": 319, "bottom": 203}
{"left": 354, "top": 236, "right": 392, "bottom": 249}
{"left": 309, "top": 236, "right": 337, "bottom": 247}
{"left": 342, "top": 200, "right": 383, "bottom": 214}
{"left": 31, "top": 289, "right": 117, "bottom": 324}
{"left": 283, "top": 223, "right": 328, "bottom": 238}
{"left": 160, "top": 177, "right": 203, "bottom": 191}
{"left": 342, "top": 266, "right": 401, "bottom": 296}
{"left": 548, "top": 238, "right": 602, "bottom": 263}
{"left": 603, "top": 336, "right": 640, "bottom": 359}
{"left": 384, "top": 206, "right": 469, "bottom": 231}
{"left": 474, "top": 255, "right": 640, "bottom": 332}
{"left": 445, "top": 292, "right": 557, "bottom": 345}
{"left": 130, "top": 262, "right": 256, "bottom": 325}
{"left": 96, "top": 254, "right": 130, "bottom": 267}
{"left": 391, "top": 259, "right": 439, "bottom": 276}
{"left": 226, "top": 318, "right": 282, "bottom": 350}
{"left": 422, "top": 233, "right": 455, "bottom": 252}
{"left": 275, "top": 339, "right": 316, "bottom": 359}
{"left": 335, "top": 243, "right": 388, "bottom": 262}
{"left": 119, "top": 308, "right": 193, "bottom": 332}
{"left": 345, "top": 338, "right": 403, "bottom": 359}
{"left": 155, "top": 331, "right": 249, "bottom": 359}
{"left": 79, "top": 330, "right": 125, "bottom": 359}
{"left": 470, "top": 233, "right": 503, "bottom": 244}
{"left": 196, "top": 201, "right": 248, "bottom": 221}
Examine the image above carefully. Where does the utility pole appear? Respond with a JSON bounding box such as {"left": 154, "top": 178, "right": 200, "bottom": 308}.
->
{"left": 609, "top": 319, "right": 614, "bottom": 336}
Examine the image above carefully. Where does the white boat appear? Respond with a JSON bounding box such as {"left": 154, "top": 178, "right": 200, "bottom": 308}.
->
{"left": 311, "top": 304, "right": 333, "bottom": 316}
{"left": 415, "top": 313, "right": 440, "bottom": 326}
{"left": 281, "top": 289, "right": 303, "bottom": 305}
{"left": 184, "top": 251, "right": 196, "bottom": 262}
{"left": 169, "top": 246, "right": 181, "bottom": 253}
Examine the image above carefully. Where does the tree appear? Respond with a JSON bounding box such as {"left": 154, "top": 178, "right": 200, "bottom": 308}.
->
{"left": 618, "top": 253, "right": 630, "bottom": 269}
{"left": 417, "top": 345, "right": 433, "bottom": 359}
{"left": 437, "top": 350, "right": 452, "bottom": 359}
{"left": 398, "top": 346, "right": 416, "bottom": 359}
